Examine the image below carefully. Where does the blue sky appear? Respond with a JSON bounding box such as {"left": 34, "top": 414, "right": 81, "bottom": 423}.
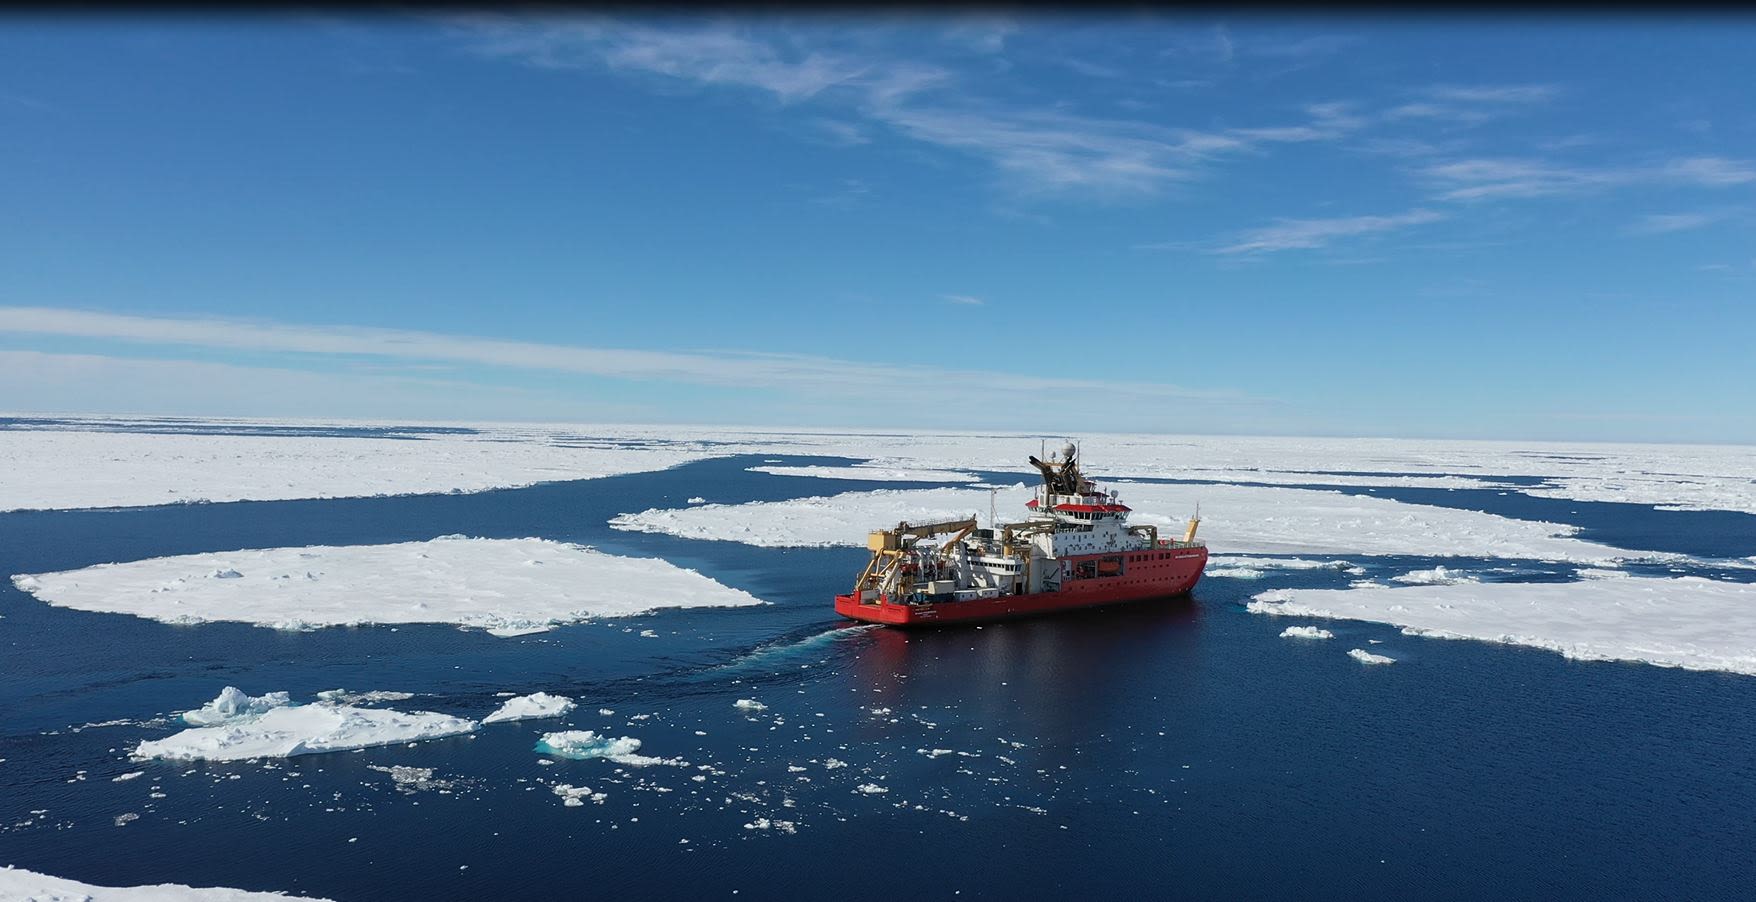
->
{"left": 2, "top": 15, "right": 1753, "bottom": 441}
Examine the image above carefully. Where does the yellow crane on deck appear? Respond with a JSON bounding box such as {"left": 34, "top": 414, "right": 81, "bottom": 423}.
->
{"left": 851, "top": 517, "right": 978, "bottom": 603}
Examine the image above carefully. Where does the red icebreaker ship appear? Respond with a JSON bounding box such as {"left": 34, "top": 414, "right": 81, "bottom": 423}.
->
{"left": 834, "top": 443, "right": 1206, "bottom": 627}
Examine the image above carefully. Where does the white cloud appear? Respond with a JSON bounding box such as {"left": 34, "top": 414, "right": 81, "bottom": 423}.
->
{"left": 1425, "top": 83, "right": 1558, "bottom": 104}
{"left": 1424, "top": 155, "right": 1756, "bottom": 201}
{"left": 1625, "top": 211, "right": 1724, "bottom": 235}
{"left": 0, "top": 307, "right": 1253, "bottom": 413}
{"left": 450, "top": 17, "right": 1365, "bottom": 199}
{"left": 1661, "top": 156, "right": 1756, "bottom": 186}
{"left": 1213, "top": 208, "right": 1445, "bottom": 255}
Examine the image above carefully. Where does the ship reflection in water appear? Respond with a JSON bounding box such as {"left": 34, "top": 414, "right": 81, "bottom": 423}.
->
{"left": 847, "top": 595, "right": 1203, "bottom": 754}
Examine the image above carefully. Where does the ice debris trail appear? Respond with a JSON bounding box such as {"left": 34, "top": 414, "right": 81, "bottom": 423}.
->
{"left": 135, "top": 689, "right": 478, "bottom": 762}
{"left": 1251, "top": 576, "right": 1756, "bottom": 676}
{"left": 0, "top": 865, "right": 336, "bottom": 901}
{"left": 11, "top": 535, "right": 764, "bottom": 637}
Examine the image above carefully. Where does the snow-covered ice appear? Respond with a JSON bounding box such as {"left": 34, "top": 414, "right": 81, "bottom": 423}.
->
{"left": 1250, "top": 577, "right": 1756, "bottom": 675}
{"left": 611, "top": 482, "right": 1629, "bottom": 563}
{"left": 1390, "top": 566, "right": 1478, "bottom": 586}
{"left": 483, "top": 692, "right": 577, "bottom": 725}
{"left": 1348, "top": 648, "right": 1396, "bottom": 665}
{"left": 0, "top": 865, "right": 333, "bottom": 901}
{"left": 748, "top": 464, "right": 977, "bottom": 483}
{"left": 733, "top": 699, "right": 768, "bottom": 712}
{"left": 1280, "top": 626, "right": 1334, "bottom": 640}
{"left": 6, "top": 419, "right": 1755, "bottom": 517}
{"left": 535, "top": 730, "right": 684, "bottom": 767}
{"left": 179, "top": 687, "right": 290, "bottom": 726}
{"left": 313, "top": 689, "right": 413, "bottom": 705}
{"left": 12, "top": 535, "right": 764, "bottom": 636}
{"left": 0, "top": 421, "right": 718, "bottom": 512}
{"left": 135, "top": 694, "right": 478, "bottom": 762}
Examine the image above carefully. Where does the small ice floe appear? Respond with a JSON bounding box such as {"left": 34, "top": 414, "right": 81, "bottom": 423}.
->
{"left": 1348, "top": 648, "right": 1396, "bottom": 665}
{"left": 535, "top": 730, "right": 685, "bottom": 767}
{"left": 916, "top": 748, "right": 954, "bottom": 758}
{"left": 822, "top": 758, "right": 847, "bottom": 770}
{"left": 733, "top": 699, "right": 768, "bottom": 713}
{"left": 639, "top": 629, "right": 658, "bottom": 638}
{"left": 367, "top": 765, "right": 456, "bottom": 794}
{"left": 315, "top": 689, "right": 414, "bottom": 706}
{"left": 113, "top": 812, "right": 139, "bottom": 827}
{"left": 111, "top": 771, "right": 145, "bottom": 782}
{"left": 552, "top": 783, "right": 606, "bottom": 807}
{"left": 743, "top": 817, "right": 798, "bottom": 834}
{"left": 137, "top": 692, "right": 478, "bottom": 762}
{"left": 1390, "top": 566, "right": 1478, "bottom": 586}
{"left": 854, "top": 783, "right": 889, "bottom": 795}
{"left": 687, "top": 497, "right": 707, "bottom": 504}
{"left": 1280, "top": 626, "right": 1334, "bottom": 640}
{"left": 483, "top": 692, "right": 576, "bottom": 725}
{"left": 180, "top": 687, "right": 291, "bottom": 726}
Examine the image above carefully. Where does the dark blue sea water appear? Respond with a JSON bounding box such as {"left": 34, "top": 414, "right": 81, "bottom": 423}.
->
{"left": 3, "top": 452, "right": 1755, "bottom": 900}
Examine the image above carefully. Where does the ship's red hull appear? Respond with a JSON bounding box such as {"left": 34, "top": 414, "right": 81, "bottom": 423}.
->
{"left": 834, "top": 546, "right": 1207, "bottom": 627}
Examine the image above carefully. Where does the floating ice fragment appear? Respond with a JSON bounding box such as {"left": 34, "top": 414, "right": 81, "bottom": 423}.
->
{"left": 535, "top": 730, "right": 685, "bottom": 767}
{"left": 733, "top": 699, "right": 768, "bottom": 713}
{"left": 1390, "top": 566, "right": 1478, "bottom": 586}
{"left": 1280, "top": 626, "right": 1334, "bottom": 640}
{"left": 180, "top": 687, "right": 291, "bottom": 726}
{"left": 315, "top": 689, "right": 413, "bottom": 705}
{"left": 483, "top": 692, "right": 576, "bottom": 725}
{"left": 1348, "top": 648, "right": 1396, "bottom": 665}
{"left": 855, "top": 783, "right": 889, "bottom": 795}
{"left": 138, "top": 696, "right": 477, "bottom": 762}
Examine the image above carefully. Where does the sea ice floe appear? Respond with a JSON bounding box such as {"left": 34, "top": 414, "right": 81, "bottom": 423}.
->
{"left": 1280, "top": 626, "right": 1334, "bottom": 640}
{"left": 552, "top": 783, "right": 607, "bottom": 806}
{"left": 0, "top": 865, "right": 334, "bottom": 901}
{"left": 314, "top": 689, "right": 413, "bottom": 705}
{"left": 0, "top": 423, "right": 716, "bottom": 512}
{"left": 611, "top": 482, "right": 1628, "bottom": 563}
{"left": 1348, "top": 648, "right": 1396, "bottom": 665}
{"left": 1390, "top": 566, "right": 1478, "bottom": 586}
{"left": 367, "top": 764, "right": 456, "bottom": 794}
{"left": 483, "top": 692, "right": 577, "bottom": 725}
{"left": 136, "top": 692, "right": 478, "bottom": 762}
{"left": 11, "top": 536, "right": 764, "bottom": 636}
{"left": 535, "top": 730, "right": 685, "bottom": 767}
{"left": 748, "top": 464, "right": 977, "bottom": 483}
{"left": 1251, "top": 577, "right": 1756, "bottom": 675}
{"left": 180, "top": 687, "right": 290, "bottom": 726}
{"left": 9, "top": 421, "right": 1756, "bottom": 519}
{"left": 733, "top": 699, "right": 768, "bottom": 712}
